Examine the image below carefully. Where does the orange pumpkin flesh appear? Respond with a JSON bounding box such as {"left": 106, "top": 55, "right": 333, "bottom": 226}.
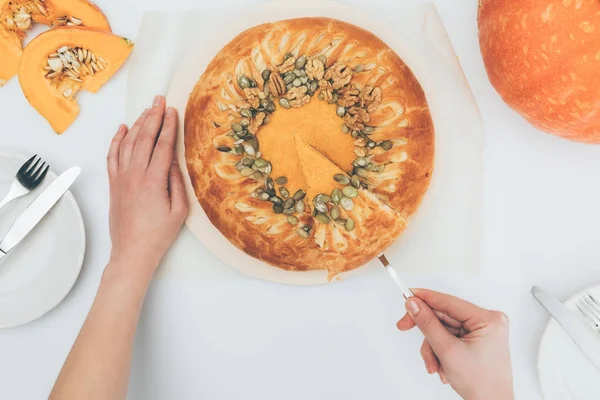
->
{"left": 478, "top": 0, "right": 600, "bottom": 143}
{"left": 18, "top": 27, "right": 133, "bottom": 133}
{"left": 0, "top": 0, "right": 110, "bottom": 85}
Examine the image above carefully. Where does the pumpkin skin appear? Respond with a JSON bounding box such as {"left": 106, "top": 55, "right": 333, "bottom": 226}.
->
{"left": 478, "top": 0, "right": 600, "bottom": 143}
{"left": 0, "top": 0, "right": 110, "bottom": 85}
{"left": 18, "top": 27, "right": 133, "bottom": 133}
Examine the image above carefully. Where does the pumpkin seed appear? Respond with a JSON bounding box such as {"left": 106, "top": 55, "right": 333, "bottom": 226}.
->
{"left": 260, "top": 192, "right": 271, "bottom": 201}
{"left": 351, "top": 130, "right": 359, "bottom": 139}
{"left": 357, "top": 168, "right": 368, "bottom": 178}
{"left": 234, "top": 144, "right": 244, "bottom": 155}
{"left": 248, "top": 79, "right": 257, "bottom": 88}
{"left": 283, "top": 72, "right": 296, "bottom": 84}
{"left": 378, "top": 164, "right": 386, "bottom": 173}
{"left": 318, "top": 55, "right": 327, "bottom": 65}
{"left": 380, "top": 140, "right": 393, "bottom": 151}
{"left": 266, "top": 177, "right": 275, "bottom": 191}
{"left": 275, "top": 176, "right": 288, "bottom": 185}
{"left": 284, "top": 198, "right": 296, "bottom": 209}
{"left": 293, "top": 68, "right": 306, "bottom": 77}
{"left": 367, "top": 140, "right": 376, "bottom": 149}
{"left": 240, "top": 118, "right": 250, "bottom": 127}
{"left": 362, "top": 126, "right": 375, "bottom": 134}
{"left": 253, "top": 188, "right": 265, "bottom": 197}
{"left": 284, "top": 52, "right": 294, "bottom": 60}
{"left": 300, "top": 76, "right": 308, "bottom": 84}
{"left": 238, "top": 75, "right": 250, "bottom": 89}
{"left": 292, "top": 78, "right": 302, "bottom": 87}
{"left": 331, "top": 188, "right": 343, "bottom": 204}
{"left": 353, "top": 64, "right": 365, "bottom": 73}
{"left": 243, "top": 143, "right": 256, "bottom": 156}
{"left": 316, "top": 213, "right": 330, "bottom": 224}
{"left": 336, "top": 106, "right": 346, "bottom": 117}
{"left": 330, "top": 206, "right": 340, "bottom": 220}
{"left": 283, "top": 208, "right": 295, "bottom": 215}
{"left": 231, "top": 122, "right": 243, "bottom": 132}
{"left": 314, "top": 201, "right": 327, "bottom": 213}
{"left": 355, "top": 157, "right": 369, "bottom": 167}
{"left": 262, "top": 69, "right": 271, "bottom": 82}
{"left": 263, "top": 115, "right": 270, "bottom": 125}
{"left": 341, "top": 124, "right": 350, "bottom": 134}
{"left": 240, "top": 168, "right": 254, "bottom": 176}
{"left": 365, "top": 163, "right": 376, "bottom": 172}
{"left": 343, "top": 186, "right": 359, "bottom": 198}
{"left": 287, "top": 215, "right": 299, "bottom": 225}
{"left": 254, "top": 158, "right": 268, "bottom": 169}
{"left": 351, "top": 175, "right": 361, "bottom": 189}
{"left": 295, "top": 55, "right": 307, "bottom": 69}
{"left": 271, "top": 196, "right": 283, "bottom": 205}
{"left": 235, "top": 163, "right": 246, "bottom": 171}
{"left": 251, "top": 171, "right": 263, "bottom": 180}
{"left": 328, "top": 93, "right": 339, "bottom": 104}
{"left": 279, "top": 187, "right": 290, "bottom": 198}
{"left": 265, "top": 101, "right": 276, "bottom": 113}
{"left": 293, "top": 189, "right": 306, "bottom": 201}
{"left": 273, "top": 204, "right": 284, "bottom": 214}
{"left": 315, "top": 194, "right": 331, "bottom": 203}
{"left": 340, "top": 197, "right": 354, "bottom": 210}
{"left": 217, "top": 146, "right": 231, "bottom": 152}
{"left": 241, "top": 157, "right": 254, "bottom": 167}
{"left": 250, "top": 137, "right": 260, "bottom": 152}
{"left": 334, "top": 174, "right": 350, "bottom": 185}
{"left": 295, "top": 200, "right": 305, "bottom": 213}
{"left": 279, "top": 98, "right": 291, "bottom": 109}
{"left": 286, "top": 83, "right": 294, "bottom": 91}
{"left": 345, "top": 218, "right": 355, "bottom": 231}
{"left": 240, "top": 108, "right": 252, "bottom": 118}
{"left": 318, "top": 92, "right": 325, "bottom": 101}
{"left": 297, "top": 228, "right": 310, "bottom": 238}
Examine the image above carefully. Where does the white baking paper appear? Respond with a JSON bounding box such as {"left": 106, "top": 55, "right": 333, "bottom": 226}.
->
{"left": 126, "top": 1, "right": 483, "bottom": 284}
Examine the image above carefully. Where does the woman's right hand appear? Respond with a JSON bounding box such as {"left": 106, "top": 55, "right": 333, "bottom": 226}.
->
{"left": 397, "top": 289, "right": 514, "bottom": 400}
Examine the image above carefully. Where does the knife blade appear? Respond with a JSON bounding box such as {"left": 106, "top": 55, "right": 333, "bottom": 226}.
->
{"left": 531, "top": 286, "right": 600, "bottom": 372}
{"left": 0, "top": 166, "right": 81, "bottom": 259}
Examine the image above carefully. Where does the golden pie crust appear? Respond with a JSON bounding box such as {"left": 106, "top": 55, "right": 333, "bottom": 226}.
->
{"left": 184, "top": 17, "right": 434, "bottom": 277}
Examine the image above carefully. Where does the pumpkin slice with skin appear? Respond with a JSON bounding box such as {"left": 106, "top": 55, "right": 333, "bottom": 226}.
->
{"left": 18, "top": 27, "right": 133, "bottom": 133}
{"left": 0, "top": 0, "right": 110, "bottom": 85}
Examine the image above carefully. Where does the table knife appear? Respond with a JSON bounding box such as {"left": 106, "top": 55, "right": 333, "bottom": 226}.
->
{"left": 0, "top": 166, "right": 81, "bottom": 260}
{"left": 377, "top": 253, "right": 414, "bottom": 299}
{"left": 531, "top": 286, "right": 600, "bottom": 372}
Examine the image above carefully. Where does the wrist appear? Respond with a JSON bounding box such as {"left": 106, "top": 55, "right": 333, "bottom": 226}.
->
{"left": 104, "top": 253, "right": 159, "bottom": 284}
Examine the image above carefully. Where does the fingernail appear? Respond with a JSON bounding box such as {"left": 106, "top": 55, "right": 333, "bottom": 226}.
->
{"left": 166, "top": 107, "right": 175, "bottom": 116}
{"left": 406, "top": 298, "right": 420, "bottom": 316}
{"left": 153, "top": 95, "right": 163, "bottom": 107}
{"left": 142, "top": 108, "right": 150, "bottom": 116}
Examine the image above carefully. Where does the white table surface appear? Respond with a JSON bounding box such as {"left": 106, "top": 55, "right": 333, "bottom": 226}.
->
{"left": 1, "top": 0, "right": 600, "bottom": 399}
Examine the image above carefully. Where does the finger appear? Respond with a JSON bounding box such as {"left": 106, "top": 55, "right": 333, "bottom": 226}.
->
{"left": 168, "top": 151, "right": 189, "bottom": 218}
{"left": 396, "top": 313, "right": 416, "bottom": 331}
{"left": 107, "top": 124, "right": 128, "bottom": 179}
{"left": 420, "top": 340, "right": 440, "bottom": 374}
{"left": 413, "top": 288, "right": 488, "bottom": 324}
{"left": 149, "top": 107, "right": 178, "bottom": 177}
{"left": 405, "top": 297, "right": 458, "bottom": 357}
{"left": 434, "top": 310, "right": 463, "bottom": 329}
{"left": 131, "top": 95, "right": 166, "bottom": 170}
{"left": 119, "top": 108, "right": 151, "bottom": 168}
{"left": 438, "top": 369, "right": 449, "bottom": 385}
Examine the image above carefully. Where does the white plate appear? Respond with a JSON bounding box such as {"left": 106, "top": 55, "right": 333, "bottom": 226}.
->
{"left": 0, "top": 150, "right": 85, "bottom": 328}
{"left": 537, "top": 284, "right": 600, "bottom": 399}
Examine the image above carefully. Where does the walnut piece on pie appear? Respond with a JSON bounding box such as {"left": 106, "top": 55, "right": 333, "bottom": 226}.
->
{"left": 184, "top": 17, "right": 434, "bottom": 278}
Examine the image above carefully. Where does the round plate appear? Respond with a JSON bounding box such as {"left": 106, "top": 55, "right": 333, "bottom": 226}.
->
{"left": 537, "top": 283, "right": 600, "bottom": 399}
{"left": 0, "top": 150, "right": 85, "bottom": 328}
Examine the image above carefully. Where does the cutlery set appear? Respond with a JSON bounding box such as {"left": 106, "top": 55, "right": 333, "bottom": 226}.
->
{"left": 0, "top": 155, "right": 80, "bottom": 260}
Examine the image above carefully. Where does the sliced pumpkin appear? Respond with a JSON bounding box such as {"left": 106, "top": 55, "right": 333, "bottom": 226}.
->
{"left": 18, "top": 27, "right": 133, "bottom": 133}
{"left": 0, "top": 0, "right": 110, "bottom": 85}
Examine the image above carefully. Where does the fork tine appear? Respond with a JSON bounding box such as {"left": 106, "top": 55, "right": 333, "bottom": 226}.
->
{"left": 25, "top": 156, "right": 41, "bottom": 176}
{"left": 584, "top": 294, "right": 600, "bottom": 319}
{"left": 18, "top": 154, "right": 36, "bottom": 175}
{"left": 578, "top": 298, "right": 600, "bottom": 327}
{"left": 31, "top": 161, "right": 46, "bottom": 179}
{"left": 34, "top": 165, "right": 50, "bottom": 185}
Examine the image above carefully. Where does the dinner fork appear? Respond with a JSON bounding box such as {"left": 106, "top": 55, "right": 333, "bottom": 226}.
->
{"left": 0, "top": 155, "right": 49, "bottom": 211}
{"left": 575, "top": 293, "right": 600, "bottom": 333}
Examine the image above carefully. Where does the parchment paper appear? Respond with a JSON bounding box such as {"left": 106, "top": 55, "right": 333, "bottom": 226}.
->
{"left": 126, "top": 1, "right": 483, "bottom": 283}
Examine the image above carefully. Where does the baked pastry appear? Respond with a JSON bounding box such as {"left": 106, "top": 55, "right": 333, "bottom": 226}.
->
{"left": 184, "top": 17, "right": 434, "bottom": 278}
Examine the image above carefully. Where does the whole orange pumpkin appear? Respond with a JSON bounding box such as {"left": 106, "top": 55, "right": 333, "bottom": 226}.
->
{"left": 478, "top": 0, "right": 600, "bottom": 143}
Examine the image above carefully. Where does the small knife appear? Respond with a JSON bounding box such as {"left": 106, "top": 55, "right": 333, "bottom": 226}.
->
{"left": 378, "top": 253, "right": 414, "bottom": 299}
{"left": 531, "top": 286, "right": 600, "bottom": 372}
{"left": 0, "top": 166, "right": 81, "bottom": 260}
